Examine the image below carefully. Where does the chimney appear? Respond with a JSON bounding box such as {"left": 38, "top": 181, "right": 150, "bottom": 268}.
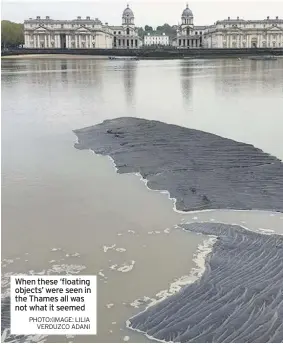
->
{"left": 36, "top": 16, "right": 40, "bottom": 19}
{"left": 237, "top": 16, "right": 239, "bottom": 20}
{"left": 267, "top": 16, "right": 269, "bottom": 19}
{"left": 77, "top": 16, "right": 81, "bottom": 19}
{"left": 46, "top": 16, "right": 50, "bottom": 19}
{"left": 276, "top": 16, "right": 278, "bottom": 19}
{"left": 228, "top": 16, "right": 230, "bottom": 20}
{"left": 86, "top": 16, "right": 90, "bottom": 20}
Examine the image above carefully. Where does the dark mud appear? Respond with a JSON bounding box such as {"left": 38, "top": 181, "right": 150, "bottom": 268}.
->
{"left": 1, "top": 297, "right": 32, "bottom": 342}
{"left": 73, "top": 117, "right": 283, "bottom": 213}
{"left": 128, "top": 222, "right": 283, "bottom": 343}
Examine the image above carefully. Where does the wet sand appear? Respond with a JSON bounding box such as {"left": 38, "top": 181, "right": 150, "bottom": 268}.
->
{"left": 72, "top": 117, "right": 283, "bottom": 342}
{"left": 129, "top": 222, "right": 283, "bottom": 343}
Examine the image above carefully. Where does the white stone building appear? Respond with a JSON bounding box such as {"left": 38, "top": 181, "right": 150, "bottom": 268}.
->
{"left": 172, "top": 4, "right": 205, "bottom": 48}
{"left": 23, "top": 3, "right": 283, "bottom": 50}
{"left": 111, "top": 5, "right": 142, "bottom": 49}
{"left": 203, "top": 16, "right": 283, "bottom": 48}
{"left": 23, "top": 4, "right": 142, "bottom": 49}
{"left": 144, "top": 33, "right": 170, "bottom": 46}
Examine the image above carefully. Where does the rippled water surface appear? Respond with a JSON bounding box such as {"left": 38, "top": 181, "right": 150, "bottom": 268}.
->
{"left": 2, "top": 56, "right": 283, "bottom": 343}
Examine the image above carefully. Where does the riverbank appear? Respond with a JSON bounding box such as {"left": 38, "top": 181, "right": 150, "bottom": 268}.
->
{"left": 2, "top": 47, "right": 283, "bottom": 59}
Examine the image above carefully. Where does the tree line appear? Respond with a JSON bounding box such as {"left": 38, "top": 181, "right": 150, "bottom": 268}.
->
{"left": 137, "top": 24, "right": 177, "bottom": 38}
{"left": 1, "top": 20, "right": 24, "bottom": 48}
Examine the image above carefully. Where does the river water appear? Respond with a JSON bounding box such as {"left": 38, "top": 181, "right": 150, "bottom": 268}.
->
{"left": 1, "top": 56, "right": 283, "bottom": 343}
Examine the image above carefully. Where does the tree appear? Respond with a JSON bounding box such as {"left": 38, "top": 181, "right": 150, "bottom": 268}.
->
{"left": 155, "top": 23, "right": 177, "bottom": 38}
{"left": 144, "top": 25, "right": 153, "bottom": 32}
{"left": 137, "top": 27, "right": 145, "bottom": 38}
{"left": 1, "top": 20, "right": 24, "bottom": 48}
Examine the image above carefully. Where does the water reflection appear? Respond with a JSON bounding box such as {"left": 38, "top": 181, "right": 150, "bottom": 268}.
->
{"left": 2, "top": 57, "right": 283, "bottom": 159}
{"left": 179, "top": 61, "right": 193, "bottom": 107}
{"left": 1, "top": 58, "right": 104, "bottom": 89}
{"left": 123, "top": 61, "right": 137, "bottom": 106}
{"left": 213, "top": 59, "right": 283, "bottom": 95}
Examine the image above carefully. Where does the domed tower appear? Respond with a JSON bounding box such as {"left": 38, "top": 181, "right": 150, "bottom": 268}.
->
{"left": 180, "top": 3, "right": 194, "bottom": 37}
{"left": 181, "top": 3, "right": 193, "bottom": 26}
{"left": 122, "top": 4, "right": 135, "bottom": 26}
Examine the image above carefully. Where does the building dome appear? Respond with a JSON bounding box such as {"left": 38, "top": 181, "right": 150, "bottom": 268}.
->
{"left": 182, "top": 4, "right": 193, "bottom": 17}
{"left": 123, "top": 4, "right": 134, "bottom": 17}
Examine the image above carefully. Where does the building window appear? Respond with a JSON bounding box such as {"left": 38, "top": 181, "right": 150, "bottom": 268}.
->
{"left": 233, "top": 35, "right": 236, "bottom": 40}
{"left": 273, "top": 34, "right": 276, "bottom": 39}
{"left": 126, "top": 28, "right": 130, "bottom": 35}
{"left": 114, "top": 31, "right": 116, "bottom": 34}
{"left": 273, "top": 42, "right": 276, "bottom": 47}
{"left": 195, "top": 31, "right": 198, "bottom": 35}
{"left": 179, "top": 39, "right": 181, "bottom": 46}
{"left": 61, "top": 24, "right": 64, "bottom": 28}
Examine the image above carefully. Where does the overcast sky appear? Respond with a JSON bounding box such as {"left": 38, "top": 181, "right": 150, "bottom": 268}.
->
{"left": 1, "top": 0, "right": 283, "bottom": 27}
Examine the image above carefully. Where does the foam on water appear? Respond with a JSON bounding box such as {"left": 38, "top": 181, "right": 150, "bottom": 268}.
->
{"left": 1, "top": 253, "right": 86, "bottom": 343}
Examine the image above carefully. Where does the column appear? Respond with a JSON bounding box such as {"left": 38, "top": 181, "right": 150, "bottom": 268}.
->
{"left": 44, "top": 35, "right": 47, "bottom": 48}
{"left": 65, "top": 34, "right": 69, "bottom": 48}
